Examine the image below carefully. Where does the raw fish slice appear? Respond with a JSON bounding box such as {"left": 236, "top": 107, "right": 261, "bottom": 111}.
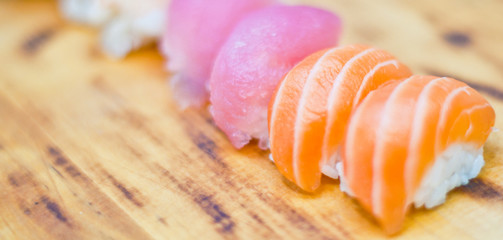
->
{"left": 163, "top": 0, "right": 273, "bottom": 109}
{"left": 210, "top": 5, "right": 342, "bottom": 150}
{"left": 268, "top": 45, "right": 411, "bottom": 191}
{"left": 339, "top": 76, "right": 495, "bottom": 234}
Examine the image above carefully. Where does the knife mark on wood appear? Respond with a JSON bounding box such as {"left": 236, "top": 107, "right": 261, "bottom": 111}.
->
{"left": 22, "top": 28, "right": 55, "bottom": 55}
{"left": 425, "top": 69, "right": 503, "bottom": 100}
{"left": 459, "top": 178, "right": 503, "bottom": 200}
{"left": 50, "top": 166, "right": 64, "bottom": 178}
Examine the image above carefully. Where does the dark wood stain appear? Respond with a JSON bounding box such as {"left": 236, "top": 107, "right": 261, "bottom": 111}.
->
{"left": 444, "top": 31, "right": 471, "bottom": 47}
{"left": 203, "top": 115, "right": 216, "bottom": 126}
{"left": 151, "top": 130, "right": 337, "bottom": 238}
{"left": 46, "top": 146, "right": 85, "bottom": 179}
{"left": 116, "top": 136, "right": 144, "bottom": 159}
{"left": 195, "top": 133, "right": 219, "bottom": 161}
{"left": 65, "top": 166, "right": 81, "bottom": 177}
{"left": 459, "top": 178, "right": 503, "bottom": 200}
{"left": 107, "top": 109, "right": 165, "bottom": 148}
{"left": 247, "top": 211, "right": 281, "bottom": 238}
{"left": 158, "top": 217, "right": 167, "bottom": 225}
{"left": 107, "top": 174, "right": 144, "bottom": 208}
{"left": 92, "top": 78, "right": 167, "bottom": 148}
{"left": 0, "top": 99, "right": 153, "bottom": 238}
{"left": 41, "top": 196, "right": 69, "bottom": 223}
{"left": 195, "top": 194, "right": 235, "bottom": 233}
{"left": 425, "top": 69, "right": 503, "bottom": 100}
{"left": 24, "top": 209, "right": 31, "bottom": 215}
{"left": 123, "top": 110, "right": 165, "bottom": 147}
{"left": 48, "top": 146, "right": 68, "bottom": 166}
{"left": 48, "top": 146, "right": 60, "bottom": 156}
{"left": 154, "top": 145, "right": 336, "bottom": 238}
{"left": 91, "top": 76, "right": 107, "bottom": 89}
{"left": 92, "top": 78, "right": 165, "bottom": 147}
{"left": 186, "top": 129, "right": 229, "bottom": 170}
{"left": 254, "top": 190, "right": 336, "bottom": 239}
{"left": 89, "top": 45, "right": 103, "bottom": 59}
{"left": 158, "top": 167, "right": 236, "bottom": 235}
{"left": 22, "top": 28, "right": 55, "bottom": 55}
{"left": 462, "top": 80, "right": 503, "bottom": 100}
{"left": 357, "top": 27, "right": 381, "bottom": 42}
{"left": 249, "top": 212, "right": 266, "bottom": 225}
{"left": 8, "top": 174, "right": 19, "bottom": 187}
{"left": 7, "top": 172, "right": 36, "bottom": 189}
{"left": 55, "top": 157, "right": 68, "bottom": 166}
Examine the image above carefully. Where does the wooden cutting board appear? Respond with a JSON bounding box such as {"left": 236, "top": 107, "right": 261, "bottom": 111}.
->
{"left": 1, "top": 0, "right": 503, "bottom": 239}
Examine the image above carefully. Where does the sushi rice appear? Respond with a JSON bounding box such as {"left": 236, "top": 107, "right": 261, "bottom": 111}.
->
{"left": 337, "top": 144, "right": 485, "bottom": 209}
{"left": 59, "top": 0, "right": 169, "bottom": 58}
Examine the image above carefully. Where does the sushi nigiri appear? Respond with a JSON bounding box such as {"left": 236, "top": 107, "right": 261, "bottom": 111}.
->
{"left": 210, "top": 6, "right": 342, "bottom": 150}
{"left": 162, "top": 0, "right": 273, "bottom": 109}
{"left": 268, "top": 45, "right": 412, "bottom": 191}
{"left": 60, "top": 0, "right": 170, "bottom": 58}
{"left": 339, "top": 75, "right": 495, "bottom": 234}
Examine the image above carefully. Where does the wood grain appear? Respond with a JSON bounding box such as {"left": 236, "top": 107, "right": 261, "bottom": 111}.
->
{"left": 1, "top": 0, "right": 503, "bottom": 239}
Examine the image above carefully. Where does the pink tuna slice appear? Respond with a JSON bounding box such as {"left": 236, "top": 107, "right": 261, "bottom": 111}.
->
{"left": 162, "top": 0, "right": 274, "bottom": 109}
{"left": 209, "top": 5, "right": 342, "bottom": 149}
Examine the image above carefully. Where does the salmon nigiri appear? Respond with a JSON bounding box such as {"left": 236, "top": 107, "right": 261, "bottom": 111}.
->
{"left": 162, "top": 0, "right": 273, "bottom": 109}
{"left": 268, "top": 45, "right": 412, "bottom": 192}
{"left": 210, "top": 5, "right": 342, "bottom": 150}
{"left": 338, "top": 75, "right": 495, "bottom": 234}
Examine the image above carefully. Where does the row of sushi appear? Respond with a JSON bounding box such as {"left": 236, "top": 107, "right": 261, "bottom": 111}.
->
{"left": 60, "top": 0, "right": 496, "bottom": 234}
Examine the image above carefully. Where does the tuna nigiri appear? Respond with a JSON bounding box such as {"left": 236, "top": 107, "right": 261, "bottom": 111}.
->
{"left": 339, "top": 75, "right": 495, "bottom": 234}
{"left": 210, "top": 6, "right": 342, "bottom": 150}
{"left": 268, "top": 45, "right": 412, "bottom": 191}
{"left": 162, "top": 0, "right": 273, "bottom": 109}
